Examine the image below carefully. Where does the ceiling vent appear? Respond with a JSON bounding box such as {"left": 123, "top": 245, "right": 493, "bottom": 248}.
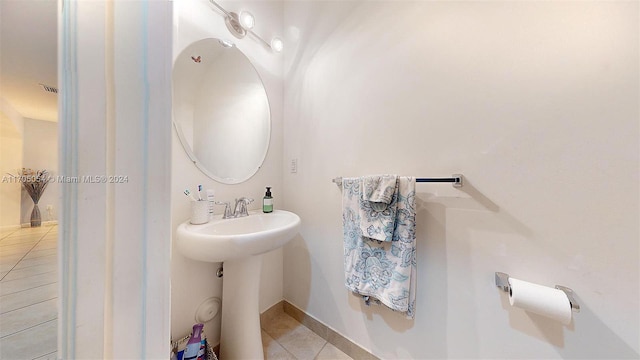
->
{"left": 39, "top": 83, "right": 58, "bottom": 94}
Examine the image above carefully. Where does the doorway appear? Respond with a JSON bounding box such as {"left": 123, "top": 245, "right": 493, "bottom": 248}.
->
{"left": 0, "top": 0, "right": 59, "bottom": 359}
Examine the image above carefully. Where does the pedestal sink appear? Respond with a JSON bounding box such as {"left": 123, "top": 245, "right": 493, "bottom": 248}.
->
{"left": 176, "top": 210, "right": 301, "bottom": 359}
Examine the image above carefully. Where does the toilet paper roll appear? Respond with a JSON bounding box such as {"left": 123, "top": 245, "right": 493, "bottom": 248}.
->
{"left": 508, "top": 278, "right": 572, "bottom": 325}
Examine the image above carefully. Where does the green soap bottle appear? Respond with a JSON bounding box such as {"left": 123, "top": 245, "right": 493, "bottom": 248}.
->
{"left": 263, "top": 187, "right": 273, "bottom": 213}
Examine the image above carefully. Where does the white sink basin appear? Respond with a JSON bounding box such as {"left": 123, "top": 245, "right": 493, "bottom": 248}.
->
{"left": 176, "top": 210, "right": 301, "bottom": 263}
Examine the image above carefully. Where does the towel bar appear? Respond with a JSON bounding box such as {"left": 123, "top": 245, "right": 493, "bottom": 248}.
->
{"left": 332, "top": 174, "right": 463, "bottom": 188}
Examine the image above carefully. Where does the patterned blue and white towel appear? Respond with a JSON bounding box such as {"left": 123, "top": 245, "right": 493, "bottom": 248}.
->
{"left": 359, "top": 175, "right": 398, "bottom": 242}
{"left": 362, "top": 175, "right": 397, "bottom": 204}
{"left": 342, "top": 176, "right": 417, "bottom": 318}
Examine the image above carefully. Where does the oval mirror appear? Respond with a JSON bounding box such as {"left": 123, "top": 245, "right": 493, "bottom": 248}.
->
{"left": 173, "top": 38, "right": 270, "bottom": 184}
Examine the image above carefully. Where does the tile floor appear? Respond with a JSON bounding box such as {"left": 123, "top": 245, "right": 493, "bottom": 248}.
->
{"left": 261, "top": 310, "right": 353, "bottom": 360}
{"left": 0, "top": 225, "right": 57, "bottom": 360}
{"left": 0, "top": 226, "right": 350, "bottom": 360}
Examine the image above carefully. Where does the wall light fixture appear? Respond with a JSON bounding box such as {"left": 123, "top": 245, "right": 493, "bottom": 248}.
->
{"left": 209, "top": 0, "right": 283, "bottom": 53}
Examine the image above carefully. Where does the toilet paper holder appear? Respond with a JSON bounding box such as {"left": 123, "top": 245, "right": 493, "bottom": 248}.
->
{"left": 495, "top": 272, "right": 580, "bottom": 313}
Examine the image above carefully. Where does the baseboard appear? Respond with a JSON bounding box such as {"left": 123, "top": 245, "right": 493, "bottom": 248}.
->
{"left": 260, "top": 299, "right": 285, "bottom": 326}
{"left": 20, "top": 220, "right": 58, "bottom": 228}
{"left": 260, "top": 300, "right": 379, "bottom": 360}
{"left": 0, "top": 224, "right": 21, "bottom": 231}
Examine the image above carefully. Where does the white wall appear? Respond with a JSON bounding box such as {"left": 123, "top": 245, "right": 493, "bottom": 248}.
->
{"left": 282, "top": 1, "right": 639, "bottom": 359}
{"left": 21, "top": 118, "right": 58, "bottom": 224}
{"left": 171, "top": 0, "right": 284, "bottom": 345}
{"left": 0, "top": 114, "right": 22, "bottom": 228}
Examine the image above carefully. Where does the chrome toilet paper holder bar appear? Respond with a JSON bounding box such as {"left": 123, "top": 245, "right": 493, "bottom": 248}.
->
{"left": 495, "top": 272, "right": 580, "bottom": 313}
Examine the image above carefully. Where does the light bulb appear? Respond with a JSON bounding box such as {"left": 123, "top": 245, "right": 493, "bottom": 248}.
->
{"left": 239, "top": 11, "right": 255, "bottom": 30}
{"left": 270, "top": 37, "right": 283, "bottom": 52}
{"left": 218, "top": 39, "right": 234, "bottom": 48}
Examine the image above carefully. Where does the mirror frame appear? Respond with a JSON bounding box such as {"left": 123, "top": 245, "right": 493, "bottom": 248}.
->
{"left": 172, "top": 38, "right": 271, "bottom": 184}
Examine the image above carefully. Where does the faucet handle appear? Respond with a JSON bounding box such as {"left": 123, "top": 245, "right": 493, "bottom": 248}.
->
{"left": 214, "top": 201, "right": 233, "bottom": 219}
{"left": 234, "top": 197, "right": 254, "bottom": 217}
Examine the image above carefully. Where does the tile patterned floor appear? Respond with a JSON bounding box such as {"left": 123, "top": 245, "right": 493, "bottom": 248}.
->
{"left": 261, "top": 310, "right": 353, "bottom": 360}
{"left": 0, "top": 226, "right": 57, "bottom": 360}
{"left": 0, "top": 226, "right": 350, "bottom": 360}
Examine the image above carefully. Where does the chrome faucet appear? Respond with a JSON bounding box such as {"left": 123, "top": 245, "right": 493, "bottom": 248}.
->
{"left": 233, "top": 197, "right": 254, "bottom": 217}
{"left": 215, "top": 201, "right": 234, "bottom": 219}
{"left": 216, "top": 197, "right": 254, "bottom": 219}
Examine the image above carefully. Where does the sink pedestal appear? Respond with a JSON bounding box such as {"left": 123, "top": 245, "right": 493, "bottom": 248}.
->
{"left": 219, "top": 255, "right": 264, "bottom": 360}
{"left": 175, "top": 210, "right": 301, "bottom": 359}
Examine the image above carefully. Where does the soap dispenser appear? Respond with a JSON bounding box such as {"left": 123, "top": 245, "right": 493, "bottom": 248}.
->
{"left": 263, "top": 186, "right": 273, "bottom": 213}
